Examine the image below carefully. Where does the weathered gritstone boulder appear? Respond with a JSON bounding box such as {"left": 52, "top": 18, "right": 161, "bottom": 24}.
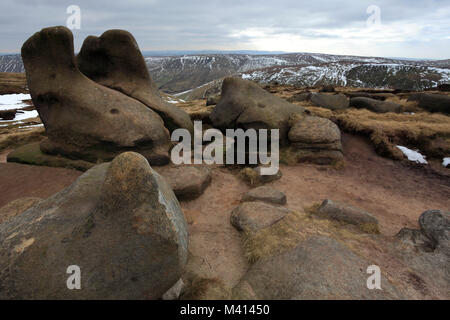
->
{"left": 231, "top": 202, "right": 290, "bottom": 232}
{"left": 209, "top": 77, "right": 305, "bottom": 143}
{"left": 397, "top": 210, "right": 450, "bottom": 254}
{"left": 233, "top": 236, "right": 403, "bottom": 299}
{"left": 395, "top": 210, "right": 450, "bottom": 296}
{"left": 0, "top": 152, "right": 188, "bottom": 299}
{"left": 310, "top": 93, "right": 349, "bottom": 110}
{"left": 241, "top": 186, "right": 287, "bottom": 205}
{"left": 77, "top": 30, "right": 193, "bottom": 133}
{"left": 407, "top": 93, "right": 450, "bottom": 114}
{"left": 21, "top": 26, "right": 171, "bottom": 165}
{"left": 316, "top": 199, "right": 379, "bottom": 233}
{"left": 395, "top": 228, "right": 435, "bottom": 252}
{"left": 288, "top": 116, "right": 344, "bottom": 164}
{"left": 350, "top": 97, "right": 402, "bottom": 113}
{"left": 419, "top": 210, "right": 450, "bottom": 252}
{"left": 155, "top": 166, "right": 212, "bottom": 201}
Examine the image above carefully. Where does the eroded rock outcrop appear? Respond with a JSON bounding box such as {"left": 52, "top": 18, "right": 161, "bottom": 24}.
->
{"left": 231, "top": 202, "right": 290, "bottom": 232}
{"left": 155, "top": 166, "right": 212, "bottom": 201}
{"left": 408, "top": 93, "right": 450, "bottom": 114}
{"left": 209, "top": 77, "right": 305, "bottom": 143}
{"left": 288, "top": 116, "right": 344, "bottom": 164}
{"left": 21, "top": 26, "right": 171, "bottom": 165}
{"left": 241, "top": 186, "right": 287, "bottom": 205}
{"left": 316, "top": 199, "right": 379, "bottom": 233}
{"left": 310, "top": 93, "right": 349, "bottom": 110}
{"left": 233, "top": 236, "right": 403, "bottom": 299}
{"left": 0, "top": 152, "right": 188, "bottom": 299}
{"left": 77, "top": 30, "right": 193, "bottom": 133}
{"left": 397, "top": 210, "right": 450, "bottom": 255}
{"left": 350, "top": 97, "right": 402, "bottom": 113}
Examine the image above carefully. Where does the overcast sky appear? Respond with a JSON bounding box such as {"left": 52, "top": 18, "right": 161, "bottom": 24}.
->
{"left": 1, "top": 0, "right": 449, "bottom": 59}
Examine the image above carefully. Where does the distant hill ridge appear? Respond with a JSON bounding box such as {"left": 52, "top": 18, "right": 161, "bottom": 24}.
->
{"left": 1, "top": 52, "right": 449, "bottom": 94}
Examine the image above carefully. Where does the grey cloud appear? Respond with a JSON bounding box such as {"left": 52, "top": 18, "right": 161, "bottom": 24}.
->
{"left": 0, "top": 0, "right": 449, "bottom": 58}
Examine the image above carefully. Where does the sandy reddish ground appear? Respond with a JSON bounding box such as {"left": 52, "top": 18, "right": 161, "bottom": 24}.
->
{"left": 0, "top": 151, "right": 82, "bottom": 208}
{"left": 0, "top": 134, "right": 449, "bottom": 292}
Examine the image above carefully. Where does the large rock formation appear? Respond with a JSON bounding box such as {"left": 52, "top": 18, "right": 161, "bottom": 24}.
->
{"left": 0, "top": 152, "right": 188, "bottom": 299}
{"left": 317, "top": 199, "right": 379, "bottom": 233}
{"left": 288, "top": 116, "right": 344, "bottom": 164}
{"left": 407, "top": 93, "right": 450, "bottom": 114}
{"left": 310, "top": 93, "right": 349, "bottom": 110}
{"left": 154, "top": 166, "right": 212, "bottom": 201}
{"left": 231, "top": 202, "right": 290, "bottom": 232}
{"left": 77, "top": 30, "right": 193, "bottom": 133}
{"left": 209, "top": 77, "right": 305, "bottom": 143}
{"left": 395, "top": 210, "right": 450, "bottom": 295}
{"left": 241, "top": 186, "right": 287, "bottom": 205}
{"left": 233, "top": 236, "right": 403, "bottom": 299}
{"left": 350, "top": 97, "right": 402, "bottom": 113}
{"left": 418, "top": 210, "right": 450, "bottom": 253}
{"left": 21, "top": 26, "right": 171, "bottom": 165}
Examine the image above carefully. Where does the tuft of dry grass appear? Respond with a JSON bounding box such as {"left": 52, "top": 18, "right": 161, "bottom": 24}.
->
{"left": 177, "top": 100, "right": 214, "bottom": 122}
{"left": 279, "top": 147, "right": 298, "bottom": 165}
{"left": 238, "top": 167, "right": 261, "bottom": 187}
{"left": 241, "top": 208, "right": 382, "bottom": 264}
{"left": 335, "top": 109, "right": 450, "bottom": 158}
{"left": 302, "top": 105, "right": 450, "bottom": 159}
{"left": 181, "top": 277, "right": 231, "bottom": 300}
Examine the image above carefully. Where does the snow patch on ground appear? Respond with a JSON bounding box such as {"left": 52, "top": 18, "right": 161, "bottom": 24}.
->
{"left": 0, "top": 93, "right": 31, "bottom": 111}
{"left": 0, "top": 93, "right": 41, "bottom": 125}
{"left": 443, "top": 157, "right": 450, "bottom": 167}
{"left": 396, "top": 146, "right": 428, "bottom": 164}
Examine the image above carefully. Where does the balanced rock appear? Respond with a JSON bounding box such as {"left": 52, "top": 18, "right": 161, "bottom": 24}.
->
{"left": 233, "top": 236, "right": 402, "bottom": 299}
{"left": 209, "top": 77, "right": 305, "bottom": 143}
{"left": 0, "top": 152, "right": 188, "bottom": 299}
{"left": 350, "top": 97, "right": 402, "bottom": 113}
{"left": 231, "top": 202, "right": 290, "bottom": 232}
{"left": 21, "top": 26, "right": 171, "bottom": 165}
{"left": 310, "top": 93, "right": 349, "bottom": 110}
{"left": 408, "top": 93, "right": 450, "bottom": 114}
{"left": 288, "top": 116, "right": 344, "bottom": 164}
{"left": 155, "top": 166, "right": 212, "bottom": 201}
{"left": 241, "top": 186, "right": 287, "bottom": 205}
{"left": 77, "top": 30, "right": 193, "bottom": 133}
{"left": 317, "top": 199, "right": 379, "bottom": 233}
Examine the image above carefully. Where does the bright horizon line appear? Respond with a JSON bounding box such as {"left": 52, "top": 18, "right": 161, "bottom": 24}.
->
{"left": 0, "top": 49, "right": 446, "bottom": 61}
